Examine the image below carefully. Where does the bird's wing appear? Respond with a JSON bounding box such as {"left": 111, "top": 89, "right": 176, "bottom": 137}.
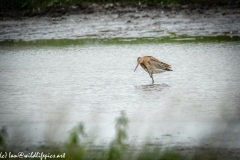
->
{"left": 148, "top": 56, "right": 172, "bottom": 71}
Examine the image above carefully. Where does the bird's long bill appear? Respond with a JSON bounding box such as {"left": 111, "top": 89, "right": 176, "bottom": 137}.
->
{"left": 134, "top": 62, "right": 140, "bottom": 72}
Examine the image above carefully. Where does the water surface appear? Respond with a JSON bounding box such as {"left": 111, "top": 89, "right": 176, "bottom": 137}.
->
{"left": 0, "top": 42, "right": 240, "bottom": 148}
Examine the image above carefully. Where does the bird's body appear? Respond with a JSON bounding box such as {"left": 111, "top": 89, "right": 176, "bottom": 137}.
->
{"left": 134, "top": 56, "right": 172, "bottom": 83}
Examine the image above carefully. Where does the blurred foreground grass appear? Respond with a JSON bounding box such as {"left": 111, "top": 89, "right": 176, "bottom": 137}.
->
{"left": 0, "top": 112, "right": 220, "bottom": 160}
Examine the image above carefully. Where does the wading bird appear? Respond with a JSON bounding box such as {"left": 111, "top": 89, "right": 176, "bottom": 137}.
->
{"left": 134, "top": 56, "right": 172, "bottom": 84}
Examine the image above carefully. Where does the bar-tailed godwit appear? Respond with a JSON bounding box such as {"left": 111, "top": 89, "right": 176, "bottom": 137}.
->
{"left": 134, "top": 56, "right": 172, "bottom": 83}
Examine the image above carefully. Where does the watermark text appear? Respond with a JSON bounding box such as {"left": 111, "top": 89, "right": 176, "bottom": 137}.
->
{"left": 0, "top": 152, "right": 65, "bottom": 160}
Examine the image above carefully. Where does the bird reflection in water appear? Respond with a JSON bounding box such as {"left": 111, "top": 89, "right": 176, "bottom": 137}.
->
{"left": 135, "top": 83, "right": 170, "bottom": 91}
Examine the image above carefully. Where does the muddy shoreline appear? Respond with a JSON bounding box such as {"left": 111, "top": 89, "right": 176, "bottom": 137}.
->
{"left": 0, "top": 2, "right": 240, "bottom": 41}
{"left": 1, "top": 2, "right": 240, "bottom": 19}
{"left": 1, "top": 2, "right": 240, "bottom": 18}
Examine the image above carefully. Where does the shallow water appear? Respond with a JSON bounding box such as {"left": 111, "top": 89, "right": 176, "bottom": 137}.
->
{"left": 0, "top": 42, "right": 240, "bottom": 148}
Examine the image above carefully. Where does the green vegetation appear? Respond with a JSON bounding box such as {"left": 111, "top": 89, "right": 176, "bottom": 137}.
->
{"left": 0, "top": 112, "right": 176, "bottom": 160}
{"left": 0, "top": 36, "right": 239, "bottom": 47}
{"left": 0, "top": 0, "right": 236, "bottom": 10}
{"left": 0, "top": 112, "right": 222, "bottom": 160}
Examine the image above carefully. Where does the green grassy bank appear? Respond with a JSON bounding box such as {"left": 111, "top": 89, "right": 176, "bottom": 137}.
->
{"left": 0, "top": 36, "right": 240, "bottom": 47}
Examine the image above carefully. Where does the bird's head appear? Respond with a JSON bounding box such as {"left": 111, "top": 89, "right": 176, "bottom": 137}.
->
{"left": 134, "top": 57, "right": 143, "bottom": 72}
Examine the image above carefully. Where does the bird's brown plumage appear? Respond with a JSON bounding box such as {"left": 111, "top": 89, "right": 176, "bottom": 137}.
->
{"left": 134, "top": 56, "right": 172, "bottom": 83}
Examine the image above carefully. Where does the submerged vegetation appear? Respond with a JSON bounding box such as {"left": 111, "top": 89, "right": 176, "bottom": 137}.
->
{"left": 0, "top": 0, "right": 238, "bottom": 10}
{"left": 0, "top": 112, "right": 225, "bottom": 160}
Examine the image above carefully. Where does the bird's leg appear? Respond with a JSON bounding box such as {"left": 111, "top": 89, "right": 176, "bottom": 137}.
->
{"left": 149, "top": 72, "right": 154, "bottom": 84}
{"left": 151, "top": 74, "right": 154, "bottom": 84}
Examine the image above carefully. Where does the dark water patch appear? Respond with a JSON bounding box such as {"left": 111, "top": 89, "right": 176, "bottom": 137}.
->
{"left": 0, "top": 36, "right": 239, "bottom": 47}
